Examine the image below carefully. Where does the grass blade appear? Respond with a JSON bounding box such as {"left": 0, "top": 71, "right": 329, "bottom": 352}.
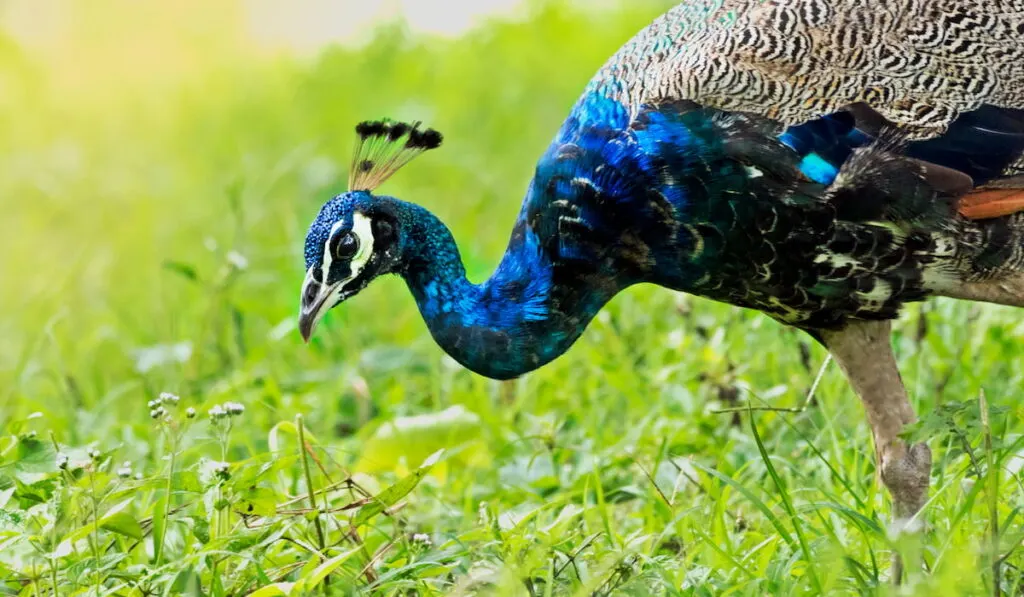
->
{"left": 748, "top": 409, "right": 822, "bottom": 593}
{"left": 690, "top": 462, "right": 796, "bottom": 549}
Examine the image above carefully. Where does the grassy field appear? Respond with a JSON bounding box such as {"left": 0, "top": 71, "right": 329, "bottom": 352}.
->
{"left": 3, "top": 1, "right": 1024, "bottom": 595}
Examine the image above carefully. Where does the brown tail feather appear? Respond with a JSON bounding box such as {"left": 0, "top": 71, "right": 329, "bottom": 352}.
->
{"left": 959, "top": 188, "right": 1024, "bottom": 220}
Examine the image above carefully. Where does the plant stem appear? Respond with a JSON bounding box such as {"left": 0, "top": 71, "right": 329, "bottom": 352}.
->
{"left": 50, "top": 555, "right": 59, "bottom": 597}
{"left": 296, "top": 415, "right": 329, "bottom": 593}
{"left": 980, "top": 390, "right": 1000, "bottom": 597}
{"left": 88, "top": 471, "right": 101, "bottom": 596}
{"left": 211, "top": 419, "right": 231, "bottom": 585}
{"left": 156, "top": 429, "right": 178, "bottom": 567}
{"left": 219, "top": 420, "right": 231, "bottom": 539}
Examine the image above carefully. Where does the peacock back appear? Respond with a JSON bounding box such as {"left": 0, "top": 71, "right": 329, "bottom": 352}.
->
{"left": 517, "top": 0, "right": 1024, "bottom": 330}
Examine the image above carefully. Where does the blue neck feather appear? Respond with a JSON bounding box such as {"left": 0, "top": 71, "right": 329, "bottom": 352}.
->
{"left": 391, "top": 199, "right": 618, "bottom": 379}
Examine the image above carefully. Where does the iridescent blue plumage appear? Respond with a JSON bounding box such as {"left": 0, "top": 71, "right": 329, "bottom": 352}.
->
{"left": 779, "top": 104, "right": 1024, "bottom": 186}
{"left": 300, "top": 0, "right": 1024, "bottom": 381}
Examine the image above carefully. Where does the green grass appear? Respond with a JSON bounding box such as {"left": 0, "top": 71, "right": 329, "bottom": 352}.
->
{"left": 3, "top": 1, "right": 1024, "bottom": 594}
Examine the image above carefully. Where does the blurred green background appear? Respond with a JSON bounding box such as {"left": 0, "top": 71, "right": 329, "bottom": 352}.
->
{"left": 3, "top": 1, "right": 1024, "bottom": 594}
{"left": 0, "top": 0, "right": 670, "bottom": 433}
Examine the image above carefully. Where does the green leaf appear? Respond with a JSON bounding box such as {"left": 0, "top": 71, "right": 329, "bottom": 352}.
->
{"left": 13, "top": 477, "right": 57, "bottom": 508}
{"left": 247, "top": 583, "right": 294, "bottom": 597}
{"left": 237, "top": 486, "right": 277, "bottom": 517}
{"left": 162, "top": 260, "right": 200, "bottom": 283}
{"left": 152, "top": 496, "right": 167, "bottom": 564}
{"left": 171, "top": 471, "right": 203, "bottom": 493}
{"left": 228, "top": 455, "right": 298, "bottom": 491}
{"left": 190, "top": 515, "right": 210, "bottom": 544}
{"left": 354, "top": 405, "right": 485, "bottom": 473}
{"left": 14, "top": 437, "right": 56, "bottom": 474}
{"left": 292, "top": 546, "right": 362, "bottom": 594}
{"left": 101, "top": 512, "right": 143, "bottom": 540}
{"left": 353, "top": 449, "right": 443, "bottom": 527}
{"left": 61, "top": 499, "right": 141, "bottom": 544}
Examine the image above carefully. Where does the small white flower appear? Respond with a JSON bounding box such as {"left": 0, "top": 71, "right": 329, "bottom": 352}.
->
{"left": 147, "top": 399, "right": 159, "bottom": 409}
{"left": 412, "top": 533, "right": 432, "bottom": 547}
{"left": 134, "top": 472, "right": 143, "bottom": 480}
{"left": 87, "top": 448, "right": 101, "bottom": 460}
{"left": 224, "top": 402, "right": 245, "bottom": 416}
{"left": 56, "top": 453, "right": 69, "bottom": 470}
{"left": 150, "top": 406, "right": 166, "bottom": 419}
{"left": 159, "top": 392, "right": 180, "bottom": 405}
{"left": 226, "top": 251, "right": 249, "bottom": 271}
{"left": 185, "top": 407, "right": 196, "bottom": 419}
{"left": 208, "top": 405, "right": 227, "bottom": 420}
{"left": 116, "top": 465, "right": 132, "bottom": 478}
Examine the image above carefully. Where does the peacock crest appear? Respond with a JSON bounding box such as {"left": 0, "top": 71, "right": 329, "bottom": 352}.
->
{"left": 348, "top": 120, "right": 443, "bottom": 191}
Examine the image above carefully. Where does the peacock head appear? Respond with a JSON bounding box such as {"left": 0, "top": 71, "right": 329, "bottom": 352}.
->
{"left": 298, "top": 120, "right": 442, "bottom": 342}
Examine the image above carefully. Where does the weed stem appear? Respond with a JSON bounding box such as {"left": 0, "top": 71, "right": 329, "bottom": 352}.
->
{"left": 296, "top": 414, "right": 329, "bottom": 593}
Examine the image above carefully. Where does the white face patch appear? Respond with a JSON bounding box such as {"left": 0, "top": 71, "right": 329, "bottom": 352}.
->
{"left": 319, "top": 212, "right": 375, "bottom": 288}
{"left": 346, "top": 212, "right": 375, "bottom": 283}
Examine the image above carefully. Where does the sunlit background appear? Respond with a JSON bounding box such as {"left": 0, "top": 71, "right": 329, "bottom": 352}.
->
{"left": 0, "top": 0, "right": 661, "bottom": 382}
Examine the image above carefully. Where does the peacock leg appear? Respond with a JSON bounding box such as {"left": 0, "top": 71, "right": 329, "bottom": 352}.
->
{"left": 819, "top": 319, "right": 931, "bottom": 583}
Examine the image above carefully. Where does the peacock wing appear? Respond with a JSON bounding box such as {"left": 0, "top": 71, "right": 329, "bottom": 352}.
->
{"left": 587, "top": 0, "right": 1024, "bottom": 217}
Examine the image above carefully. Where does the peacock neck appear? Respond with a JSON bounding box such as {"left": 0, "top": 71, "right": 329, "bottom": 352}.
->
{"left": 392, "top": 200, "right": 618, "bottom": 380}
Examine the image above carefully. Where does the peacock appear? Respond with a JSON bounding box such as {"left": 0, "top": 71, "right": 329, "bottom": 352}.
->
{"left": 298, "top": 0, "right": 1024, "bottom": 578}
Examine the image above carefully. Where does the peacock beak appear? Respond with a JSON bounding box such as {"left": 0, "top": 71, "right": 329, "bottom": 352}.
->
{"left": 298, "top": 269, "right": 337, "bottom": 343}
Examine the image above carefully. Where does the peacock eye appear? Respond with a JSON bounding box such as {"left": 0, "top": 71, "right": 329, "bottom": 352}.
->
{"left": 333, "top": 231, "right": 359, "bottom": 260}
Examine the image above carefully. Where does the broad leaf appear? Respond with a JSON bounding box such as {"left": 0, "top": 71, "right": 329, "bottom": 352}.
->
{"left": 292, "top": 546, "right": 362, "bottom": 594}
{"left": 354, "top": 406, "right": 486, "bottom": 474}
{"left": 353, "top": 449, "right": 443, "bottom": 527}
{"left": 101, "top": 512, "right": 143, "bottom": 540}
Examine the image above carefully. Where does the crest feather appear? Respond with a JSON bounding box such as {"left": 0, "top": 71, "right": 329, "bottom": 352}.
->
{"left": 348, "top": 119, "right": 443, "bottom": 191}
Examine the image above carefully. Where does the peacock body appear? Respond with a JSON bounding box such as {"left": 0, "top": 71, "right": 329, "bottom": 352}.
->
{"left": 298, "top": 0, "right": 1024, "bottom": 557}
